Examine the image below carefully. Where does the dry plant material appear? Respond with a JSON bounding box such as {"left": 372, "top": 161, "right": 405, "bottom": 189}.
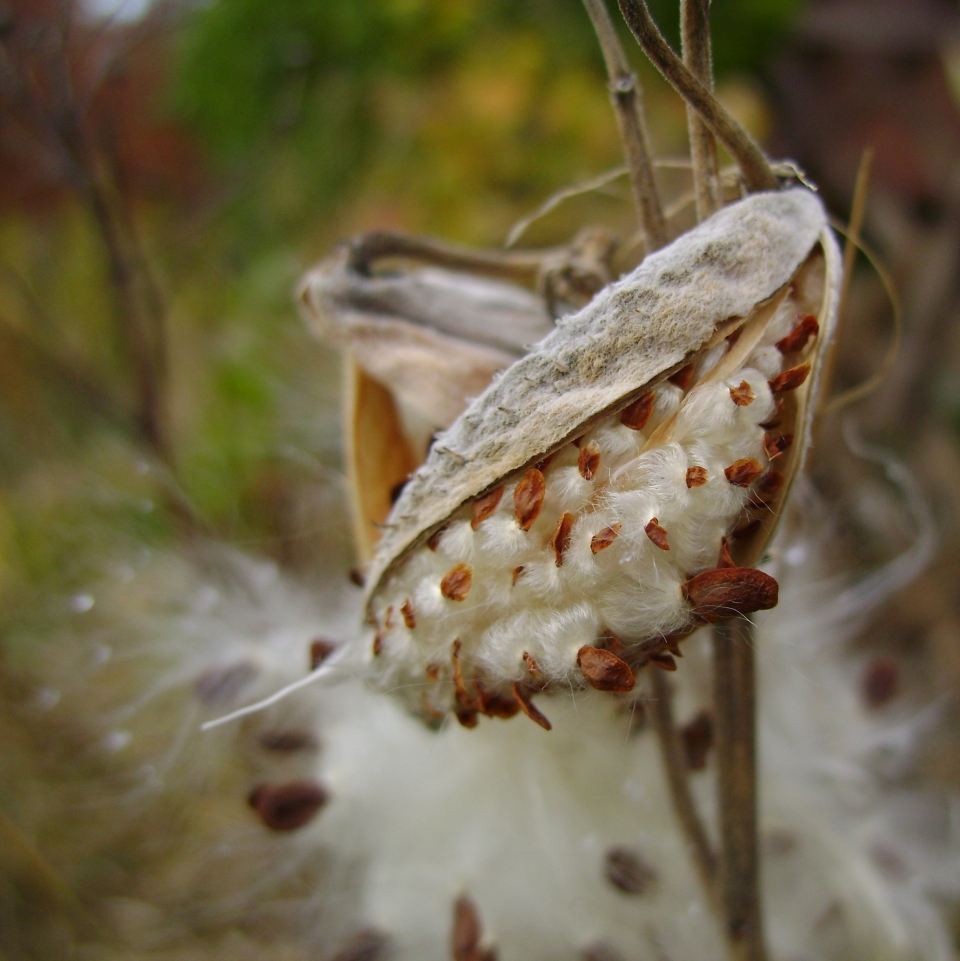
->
{"left": 248, "top": 781, "right": 329, "bottom": 832}
{"left": 776, "top": 314, "right": 819, "bottom": 354}
{"left": 644, "top": 517, "right": 670, "bottom": 550}
{"left": 471, "top": 486, "right": 504, "bottom": 529}
{"left": 514, "top": 468, "right": 546, "bottom": 530}
{"left": 685, "top": 465, "right": 708, "bottom": 487}
{"left": 769, "top": 362, "right": 811, "bottom": 393}
{"left": 401, "top": 599, "right": 416, "bottom": 629}
{"left": 604, "top": 846, "right": 657, "bottom": 894}
{"left": 353, "top": 188, "right": 838, "bottom": 727}
{"left": 763, "top": 432, "right": 792, "bottom": 459}
{"left": 577, "top": 645, "right": 636, "bottom": 693}
{"left": 512, "top": 682, "right": 552, "bottom": 731}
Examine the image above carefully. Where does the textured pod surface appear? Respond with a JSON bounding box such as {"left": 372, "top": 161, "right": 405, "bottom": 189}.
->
{"left": 363, "top": 189, "right": 840, "bottom": 722}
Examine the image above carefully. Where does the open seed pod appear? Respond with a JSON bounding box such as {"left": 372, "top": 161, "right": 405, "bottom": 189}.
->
{"left": 360, "top": 188, "right": 840, "bottom": 728}
{"left": 299, "top": 247, "right": 554, "bottom": 559}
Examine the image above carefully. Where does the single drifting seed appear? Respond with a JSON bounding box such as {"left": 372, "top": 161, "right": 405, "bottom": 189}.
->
{"left": 681, "top": 566, "right": 779, "bottom": 619}
{"left": 776, "top": 313, "right": 819, "bottom": 354}
{"left": 578, "top": 445, "right": 601, "bottom": 480}
{"left": 729, "top": 380, "right": 755, "bottom": 406}
{"left": 578, "top": 645, "right": 636, "bottom": 693}
{"left": 644, "top": 517, "right": 670, "bottom": 550}
{"left": 401, "top": 599, "right": 416, "bottom": 629}
{"left": 769, "top": 362, "right": 811, "bottom": 393}
{"left": 591, "top": 523, "right": 621, "bottom": 553}
{"left": 685, "top": 465, "right": 708, "bottom": 488}
{"left": 471, "top": 485, "right": 505, "bottom": 529}
{"left": 552, "top": 512, "right": 576, "bottom": 566}
{"left": 441, "top": 563, "right": 473, "bottom": 601}
{"left": 669, "top": 362, "right": 696, "bottom": 390}
{"left": 724, "top": 457, "right": 764, "bottom": 487}
{"left": 619, "top": 391, "right": 654, "bottom": 430}
{"left": 248, "top": 781, "right": 329, "bottom": 832}
{"left": 514, "top": 468, "right": 546, "bottom": 530}
{"left": 512, "top": 681, "right": 552, "bottom": 730}
{"left": 309, "top": 638, "right": 337, "bottom": 671}
{"left": 604, "top": 845, "right": 657, "bottom": 895}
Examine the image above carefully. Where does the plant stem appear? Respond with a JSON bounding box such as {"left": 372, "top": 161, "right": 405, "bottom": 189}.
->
{"left": 616, "top": 0, "right": 778, "bottom": 193}
{"left": 713, "top": 618, "right": 767, "bottom": 961}
{"left": 649, "top": 668, "right": 719, "bottom": 911}
{"left": 680, "top": 0, "right": 721, "bottom": 219}
{"left": 581, "top": 0, "right": 668, "bottom": 249}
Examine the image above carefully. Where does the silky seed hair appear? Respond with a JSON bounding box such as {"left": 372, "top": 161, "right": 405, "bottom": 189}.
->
{"left": 361, "top": 190, "right": 840, "bottom": 726}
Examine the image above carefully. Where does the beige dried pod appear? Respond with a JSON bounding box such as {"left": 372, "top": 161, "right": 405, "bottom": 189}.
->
{"left": 358, "top": 188, "right": 840, "bottom": 726}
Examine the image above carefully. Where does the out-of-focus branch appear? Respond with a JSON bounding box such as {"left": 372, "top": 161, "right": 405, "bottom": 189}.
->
{"left": 581, "top": 0, "right": 668, "bottom": 250}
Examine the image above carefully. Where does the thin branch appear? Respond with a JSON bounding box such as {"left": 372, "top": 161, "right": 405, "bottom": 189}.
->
{"left": 616, "top": 0, "right": 778, "bottom": 193}
{"left": 581, "top": 0, "right": 668, "bottom": 249}
{"left": 680, "top": 0, "right": 721, "bottom": 219}
{"left": 713, "top": 619, "right": 767, "bottom": 961}
{"left": 649, "top": 668, "right": 719, "bottom": 911}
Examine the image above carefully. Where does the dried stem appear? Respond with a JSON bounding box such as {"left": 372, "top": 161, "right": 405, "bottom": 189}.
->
{"left": 616, "top": 0, "right": 778, "bottom": 193}
{"left": 649, "top": 668, "right": 719, "bottom": 911}
{"left": 680, "top": 0, "right": 721, "bottom": 219}
{"left": 713, "top": 619, "right": 767, "bottom": 961}
{"left": 581, "top": 0, "right": 668, "bottom": 249}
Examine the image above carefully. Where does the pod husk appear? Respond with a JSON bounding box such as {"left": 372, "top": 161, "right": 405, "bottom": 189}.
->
{"left": 363, "top": 188, "right": 832, "bottom": 611}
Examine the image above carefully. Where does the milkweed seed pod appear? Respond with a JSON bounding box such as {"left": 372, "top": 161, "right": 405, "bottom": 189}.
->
{"left": 361, "top": 188, "right": 841, "bottom": 727}
{"left": 299, "top": 247, "right": 554, "bottom": 560}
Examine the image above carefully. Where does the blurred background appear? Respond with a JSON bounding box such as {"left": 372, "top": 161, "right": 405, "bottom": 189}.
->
{"left": 2, "top": 0, "right": 960, "bottom": 956}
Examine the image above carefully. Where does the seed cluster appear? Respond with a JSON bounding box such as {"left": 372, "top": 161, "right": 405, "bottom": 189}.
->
{"left": 364, "top": 300, "right": 818, "bottom": 727}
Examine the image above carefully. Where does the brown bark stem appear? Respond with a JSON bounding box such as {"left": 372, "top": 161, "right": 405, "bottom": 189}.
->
{"left": 616, "top": 0, "right": 778, "bottom": 193}
{"left": 581, "top": 0, "right": 668, "bottom": 249}
{"left": 713, "top": 619, "right": 767, "bottom": 961}
{"left": 650, "top": 668, "right": 719, "bottom": 912}
{"left": 680, "top": 0, "right": 721, "bottom": 219}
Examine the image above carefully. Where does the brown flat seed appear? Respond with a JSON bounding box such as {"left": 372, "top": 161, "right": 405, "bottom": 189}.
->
{"left": 425, "top": 663, "right": 441, "bottom": 682}
{"left": 590, "top": 523, "right": 621, "bottom": 554}
{"left": 776, "top": 313, "right": 819, "bottom": 354}
{"left": 769, "top": 362, "right": 811, "bottom": 393}
{"left": 620, "top": 392, "right": 654, "bottom": 431}
{"left": 756, "top": 469, "right": 785, "bottom": 496}
{"left": 477, "top": 680, "right": 521, "bottom": 719}
{"left": 604, "top": 846, "right": 656, "bottom": 895}
{"left": 452, "top": 895, "right": 483, "bottom": 961}
{"left": 681, "top": 566, "right": 779, "bottom": 619}
{"left": 730, "top": 380, "right": 755, "bottom": 406}
{"left": 372, "top": 631, "right": 384, "bottom": 656}
{"left": 329, "top": 930, "right": 391, "bottom": 961}
{"left": 309, "top": 639, "right": 337, "bottom": 671}
{"left": 763, "top": 431, "right": 793, "bottom": 459}
{"left": 511, "top": 565, "right": 524, "bottom": 586}
{"left": 577, "top": 645, "right": 635, "bottom": 693}
{"left": 685, "top": 465, "right": 708, "bottom": 488}
{"left": 259, "top": 729, "right": 319, "bottom": 752}
{"left": 514, "top": 468, "right": 546, "bottom": 531}
{"left": 248, "top": 781, "right": 328, "bottom": 831}
{"left": 578, "top": 445, "right": 601, "bottom": 480}
{"left": 649, "top": 652, "right": 677, "bottom": 671}
{"left": 441, "top": 563, "right": 473, "bottom": 601}
{"left": 384, "top": 605, "right": 395, "bottom": 628}
{"left": 551, "top": 512, "right": 575, "bottom": 566}
{"left": 512, "top": 682, "right": 552, "bottom": 730}
{"left": 536, "top": 453, "right": 555, "bottom": 472}
{"left": 597, "top": 630, "right": 623, "bottom": 655}
{"left": 400, "top": 599, "right": 416, "bottom": 629}
{"left": 862, "top": 656, "right": 900, "bottom": 708}
{"left": 471, "top": 485, "right": 504, "bottom": 530}
{"left": 681, "top": 710, "right": 714, "bottom": 771}
{"left": 522, "top": 651, "right": 542, "bottom": 678}
{"left": 349, "top": 568, "right": 366, "bottom": 587}
{"left": 644, "top": 517, "right": 670, "bottom": 550}
{"left": 669, "top": 362, "right": 695, "bottom": 390}
{"left": 427, "top": 525, "right": 448, "bottom": 551}
{"left": 717, "top": 536, "right": 736, "bottom": 569}
{"left": 724, "top": 457, "right": 764, "bottom": 487}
